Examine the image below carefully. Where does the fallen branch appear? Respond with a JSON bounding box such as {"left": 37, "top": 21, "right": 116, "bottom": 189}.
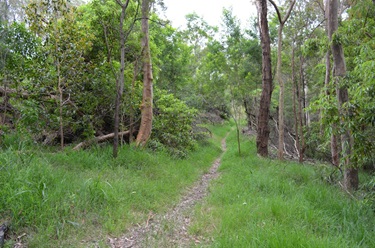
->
{"left": 73, "top": 130, "right": 130, "bottom": 150}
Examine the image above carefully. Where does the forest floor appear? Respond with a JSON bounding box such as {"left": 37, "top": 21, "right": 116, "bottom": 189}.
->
{"left": 108, "top": 135, "right": 229, "bottom": 248}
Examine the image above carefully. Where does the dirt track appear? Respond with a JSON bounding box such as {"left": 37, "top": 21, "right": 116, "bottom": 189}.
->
{"left": 108, "top": 136, "right": 228, "bottom": 248}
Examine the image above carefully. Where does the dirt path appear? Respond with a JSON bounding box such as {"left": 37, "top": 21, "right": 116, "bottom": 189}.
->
{"left": 108, "top": 136, "right": 228, "bottom": 248}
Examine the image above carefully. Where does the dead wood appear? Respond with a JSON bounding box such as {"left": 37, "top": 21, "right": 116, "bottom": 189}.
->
{"left": 73, "top": 130, "right": 130, "bottom": 150}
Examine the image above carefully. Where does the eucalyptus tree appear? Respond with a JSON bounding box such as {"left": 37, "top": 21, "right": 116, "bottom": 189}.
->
{"left": 256, "top": 0, "right": 273, "bottom": 157}
{"left": 181, "top": 13, "right": 218, "bottom": 110}
{"left": 340, "top": 0, "right": 375, "bottom": 172}
{"left": 326, "top": 0, "right": 358, "bottom": 190}
{"left": 282, "top": 0, "right": 324, "bottom": 162}
{"left": 219, "top": 8, "right": 261, "bottom": 155}
{"left": 113, "top": 0, "right": 131, "bottom": 157}
{"left": 220, "top": 7, "right": 244, "bottom": 155}
{"left": 326, "top": 0, "right": 375, "bottom": 189}
{"left": 268, "top": 0, "right": 295, "bottom": 160}
{"left": 136, "top": 0, "right": 153, "bottom": 147}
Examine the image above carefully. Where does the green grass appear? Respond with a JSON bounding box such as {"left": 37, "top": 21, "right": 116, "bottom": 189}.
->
{"left": 0, "top": 124, "right": 228, "bottom": 247}
{"left": 2, "top": 123, "right": 374, "bottom": 247}
{"left": 190, "top": 130, "right": 375, "bottom": 248}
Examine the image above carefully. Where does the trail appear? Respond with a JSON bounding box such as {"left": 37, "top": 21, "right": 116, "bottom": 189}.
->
{"left": 108, "top": 135, "right": 228, "bottom": 248}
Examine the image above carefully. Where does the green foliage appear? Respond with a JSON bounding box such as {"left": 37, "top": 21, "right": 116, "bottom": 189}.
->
{"left": 0, "top": 22, "right": 41, "bottom": 88}
{"left": 304, "top": 122, "right": 331, "bottom": 161}
{"left": 152, "top": 90, "right": 198, "bottom": 157}
{"left": 308, "top": 0, "right": 375, "bottom": 168}
{"left": 302, "top": 36, "right": 328, "bottom": 57}
{"left": 152, "top": 26, "right": 193, "bottom": 99}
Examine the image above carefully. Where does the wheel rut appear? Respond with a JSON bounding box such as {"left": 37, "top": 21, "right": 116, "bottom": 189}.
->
{"left": 108, "top": 135, "right": 229, "bottom": 248}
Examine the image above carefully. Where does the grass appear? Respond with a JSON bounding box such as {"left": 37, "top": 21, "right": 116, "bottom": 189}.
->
{"left": 2, "top": 123, "right": 374, "bottom": 247}
{"left": 0, "top": 124, "right": 229, "bottom": 247}
{"left": 190, "top": 128, "right": 375, "bottom": 247}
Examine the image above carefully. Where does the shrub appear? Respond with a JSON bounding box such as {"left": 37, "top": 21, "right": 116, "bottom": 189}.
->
{"left": 152, "top": 90, "right": 198, "bottom": 156}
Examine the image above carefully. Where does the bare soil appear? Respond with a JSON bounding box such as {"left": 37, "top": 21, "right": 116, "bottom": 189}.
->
{"left": 108, "top": 137, "right": 228, "bottom": 248}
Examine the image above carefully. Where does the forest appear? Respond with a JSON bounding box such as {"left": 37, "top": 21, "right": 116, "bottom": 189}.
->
{"left": 1, "top": 0, "right": 375, "bottom": 247}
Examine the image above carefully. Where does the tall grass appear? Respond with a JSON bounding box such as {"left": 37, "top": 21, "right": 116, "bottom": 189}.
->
{"left": 191, "top": 130, "right": 375, "bottom": 247}
{"left": 0, "top": 125, "right": 227, "bottom": 247}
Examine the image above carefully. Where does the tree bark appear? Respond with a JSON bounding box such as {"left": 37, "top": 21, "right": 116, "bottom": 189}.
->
{"left": 327, "top": 0, "right": 358, "bottom": 190}
{"left": 129, "top": 57, "right": 140, "bottom": 143}
{"left": 256, "top": 0, "right": 273, "bottom": 157}
{"left": 136, "top": 0, "right": 153, "bottom": 147}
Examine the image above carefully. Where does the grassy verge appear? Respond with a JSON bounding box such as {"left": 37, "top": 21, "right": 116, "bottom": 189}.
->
{"left": 191, "top": 129, "right": 375, "bottom": 247}
{"left": 0, "top": 124, "right": 229, "bottom": 247}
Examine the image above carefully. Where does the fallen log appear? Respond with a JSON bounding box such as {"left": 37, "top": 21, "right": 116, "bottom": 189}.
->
{"left": 73, "top": 130, "right": 130, "bottom": 150}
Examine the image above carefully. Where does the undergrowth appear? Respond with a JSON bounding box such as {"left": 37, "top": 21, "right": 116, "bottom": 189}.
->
{"left": 0, "top": 124, "right": 228, "bottom": 247}
{"left": 190, "top": 129, "right": 375, "bottom": 247}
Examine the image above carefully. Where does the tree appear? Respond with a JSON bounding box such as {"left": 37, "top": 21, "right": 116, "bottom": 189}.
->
{"left": 323, "top": 1, "right": 340, "bottom": 167}
{"left": 25, "top": 0, "right": 92, "bottom": 149}
{"left": 181, "top": 13, "right": 218, "bottom": 111}
{"left": 327, "top": 0, "right": 358, "bottom": 190}
{"left": 256, "top": 0, "right": 273, "bottom": 157}
{"left": 268, "top": 0, "right": 295, "bottom": 160}
{"left": 113, "top": 0, "right": 130, "bottom": 158}
{"left": 136, "top": 0, "right": 153, "bottom": 147}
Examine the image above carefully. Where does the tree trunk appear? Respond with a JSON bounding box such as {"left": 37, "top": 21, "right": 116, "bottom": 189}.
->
{"left": 244, "top": 97, "right": 253, "bottom": 129}
{"left": 57, "top": 58, "right": 64, "bottom": 149}
{"left": 129, "top": 58, "right": 140, "bottom": 143}
{"left": 256, "top": 0, "right": 273, "bottom": 157}
{"left": 1, "top": 78, "right": 8, "bottom": 125}
{"left": 297, "top": 57, "right": 305, "bottom": 163}
{"left": 54, "top": 16, "right": 64, "bottom": 150}
{"left": 292, "top": 43, "right": 301, "bottom": 161}
{"left": 113, "top": 2, "right": 128, "bottom": 158}
{"left": 136, "top": 0, "right": 153, "bottom": 147}
{"left": 327, "top": 0, "right": 358, "bottom": 190}
{"left": 324, "top": 48, "right": 340, "bottom": 167}
{"left": 277, "top": 25, "right": 285, "bottom": 160}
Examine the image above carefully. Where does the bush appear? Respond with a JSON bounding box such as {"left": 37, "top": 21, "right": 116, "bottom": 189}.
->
{"left": 152, "top": 90, "right": 198, "bottom": 156}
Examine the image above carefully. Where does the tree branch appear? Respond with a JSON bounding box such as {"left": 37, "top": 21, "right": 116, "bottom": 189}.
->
{"left": 268, "top": 0, "right": 296, "bottom": 25}
{"left": 115, "top": 0, "right": 130, "bottom": 9}
{"left": 283, "top": 0, "right": 296, "bottom": 23}
{"left": 268, "top": 0, "right": 282, "bottom": 24}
